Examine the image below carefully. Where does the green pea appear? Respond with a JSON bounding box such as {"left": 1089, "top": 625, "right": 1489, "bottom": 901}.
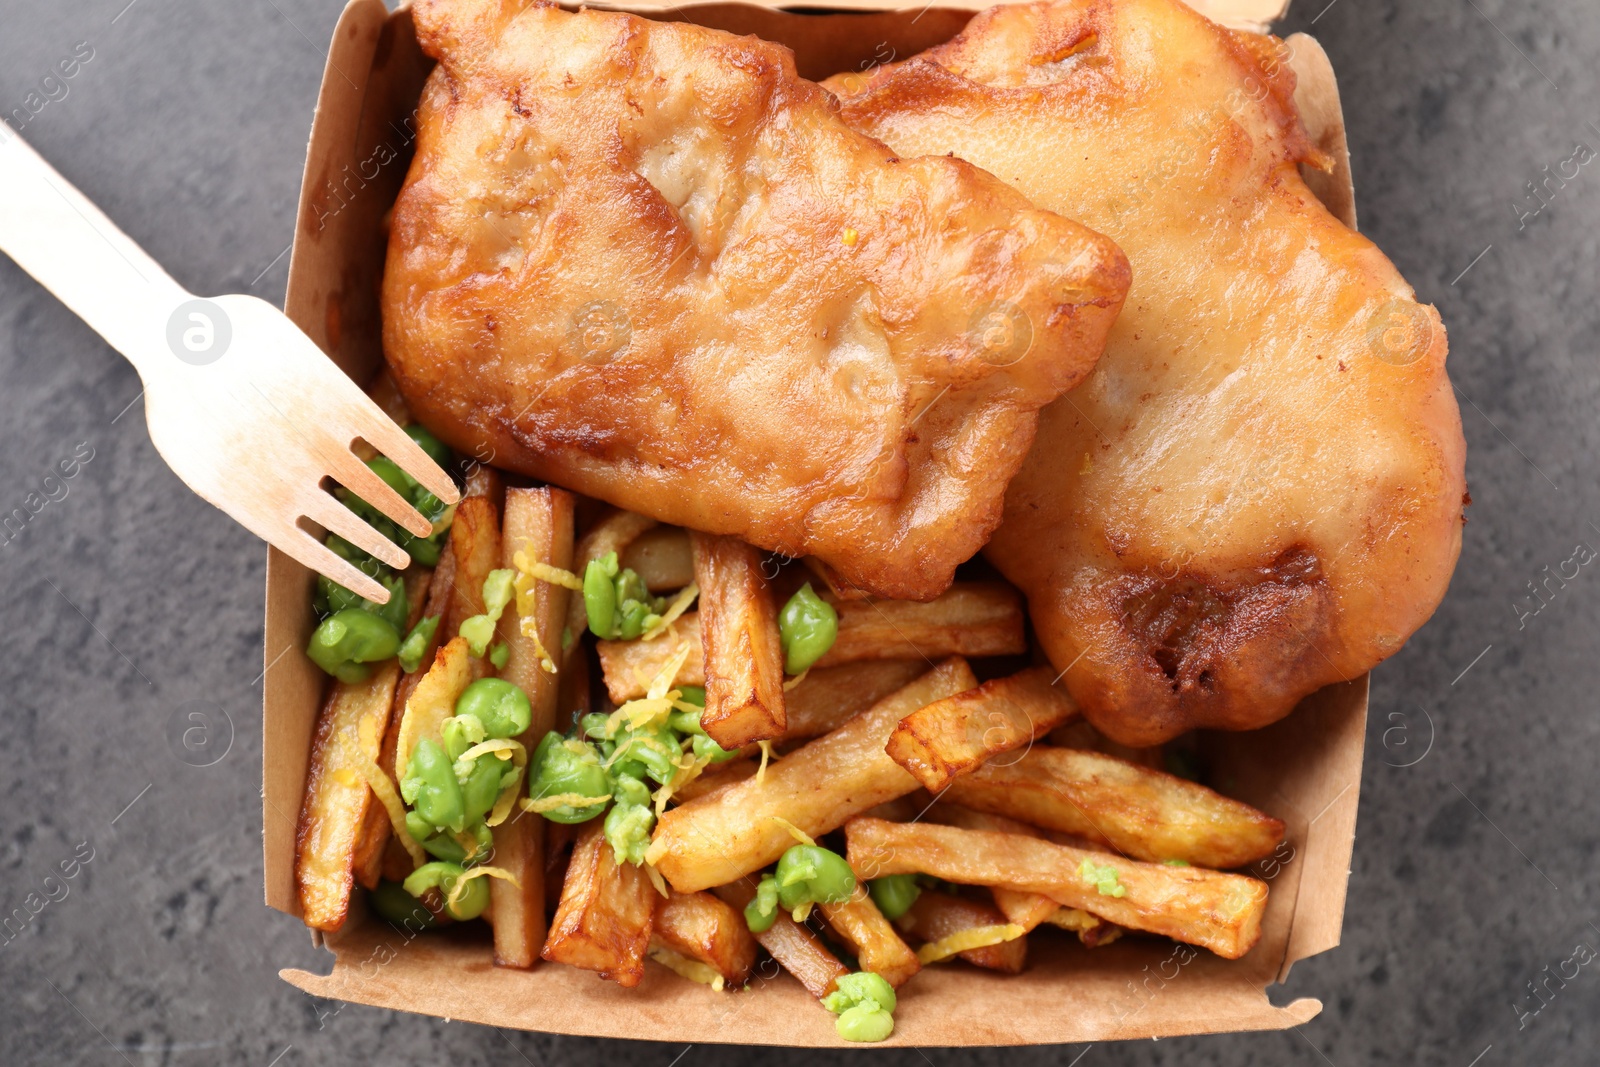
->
{"left": 400, "top": 737, "right": 466, "bottom": 833}
{"left": 615, "top": 724, "right": 679, "bottom": 785}
{"left": 419, "top": 831, "right": 468, "bottom": 864}
{"left": 398, "top": 615, "right": 441, "bottom": 674}
{"left": 455, "top": 678, "right": 532, "bottom": 739}
{"left": 404, "top": 424, "right": 453, "bottom": 469}
{"left": 528, "top": 732, "right": 611, "bottom": 823}
{"left": 835, "top": 1004, "right": 894, "bottom": 1042}
{"left": 578, "top": 712, "right": 611, "bottom": 741}
{"left": 368, "top": 880, "right": 438, "bottom": 930}
{"left": 616, "top": 598, "right": 652, "bottom": 639}
{"left": 691, "top": 732, "right": 739, "bottom": 764}
{"left": 441, "top": 715, "right": 486, "bottom": 761}
{"left": 779, "top": 583, "right": 838, "bottom": 674}
{"left": 489, "top": 641, "right": 509, "bottom": 670}
{"left": 402, "top": 861, "right": 489, "bottom": 921}
{"left": 821, "top": 970, "right": 897, "bottom": 1018}
{"left": 775, "top": 844, "right": 856, "bottom": 910}
{"left": 461, "top": 753, "right": 507, "bottom": 824}
{"left": 744, "top": 874, "right": 780, "bottom": 933}
{"left": 584, "top": 555, "right": 619, "bottom": 639}
{"left": 677, "top": 686, "right": 707, "bottom": 707}
{"left": 604, "top": 776, "right": 655, "bottom": 865}
{"left": 307, "top": 609, "right": 401, "bottom": 682}
{"left": 867, "top": 874, "right": 921, "bottom": 920}
{"left": 400, "top": 527, "right": 446, "bottom": 567}
{"left": 404, "top": 810, "right": 434, "bottom": 843}
{"left": 615, "top": 567, "right": 650, "bottom": 608}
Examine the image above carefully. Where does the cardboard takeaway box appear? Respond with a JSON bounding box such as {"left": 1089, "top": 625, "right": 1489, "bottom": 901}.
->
{"left": 263, "top": 0, "right": 1368, "bottom": 1046}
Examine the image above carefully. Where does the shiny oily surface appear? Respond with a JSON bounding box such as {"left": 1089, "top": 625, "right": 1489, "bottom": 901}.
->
{"left": 831, "top": 0, "right": 1468, "bottom": 743}
{"left": 382, "top": 0, "right": 1131, "bottom": 601}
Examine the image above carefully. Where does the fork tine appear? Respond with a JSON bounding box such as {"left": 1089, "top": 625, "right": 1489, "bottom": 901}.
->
{"left": 302, "top": 492, "right": 413, "bottom": 573}
{"left": 280, "top": 521, "right": 394, "bottom": 605}
{"left": 324, "top": 448, "right": 434, "bottom": 540}
{"left": 351, "top": 401, "right": 461, "bottom": 508}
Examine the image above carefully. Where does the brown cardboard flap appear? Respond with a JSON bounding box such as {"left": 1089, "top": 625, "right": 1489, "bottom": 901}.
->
{"left": 282, "top": 922, "right": 1321, "bottom": 1046}
{"left": 266, "top": 0, "right": 1362, "bottom": 1044}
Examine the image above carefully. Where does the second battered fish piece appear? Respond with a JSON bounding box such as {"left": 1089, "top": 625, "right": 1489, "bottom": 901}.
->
{"left": 383, "top": 0, "right": 1130, "bottom": 601}
{"left": 831, "top": 0, "right": 1467, "bottom": 743}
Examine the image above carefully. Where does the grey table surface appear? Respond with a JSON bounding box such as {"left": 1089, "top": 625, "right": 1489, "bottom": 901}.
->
{"left": 0, "top": 0, "right": 1594, "bottom": 1064}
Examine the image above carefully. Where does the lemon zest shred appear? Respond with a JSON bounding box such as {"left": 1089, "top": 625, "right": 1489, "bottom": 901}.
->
{"left": 765, "top": 815, "right": 816, "bottom": 847}
{"left": 446, "top": 864, "right": 520, "bottom": 909}
{"left": 521, "top": 792, "right": 610, "bottom": 814}
{"left": 782, "top": 668, "right": 810, "bottom": 692}
{"left": 649, "top": 943, "right": 725, "bottom": 990}
{"left": 755, "top": 739, "right": 777, "bottom": 785}
{"left": 642, "top": 582, "right": 699, "bottom": 641}
{"left": 790, "top": 901, "right": 814, "bottom": 924}
{"left": 644, "top": 861, "right": 670, "bottom": 900}
{"left": 486, "top": 765, "right": 526, "bottom": 827}
{"left": 457, "top": 738, "right": 526, "bottom": 767}
{"left": 354, "top": 717, "right": 427, "bottom": 868}
{"left": 648, "top": 641, "right": 694, "bottom": 701}
{"left": 1044, "top": 908, "right": 1102, "bottom": 933}
{"left": 511, "top": 546, "right": 562, "bottom": 674}
{"left": 915, "top": 923, "right": 1026, "bottom": 964}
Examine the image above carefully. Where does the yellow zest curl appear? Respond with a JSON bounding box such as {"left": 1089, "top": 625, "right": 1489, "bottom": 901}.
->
{"left": 354, "top": 717, "right": 426, "bottom": 868}
{"left": 915, "top": 923, "right": 1026, "bottom": 964}
{"left": 642, "top": 582, "right": 699, "bottom": 641}
{"left": 446, "top": 864, "right": 520, "bottom": 909}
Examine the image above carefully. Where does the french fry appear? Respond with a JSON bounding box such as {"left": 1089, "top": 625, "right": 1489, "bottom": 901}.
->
{"left": 443, "top": 477, "right": 505, "bottom": 679}
{"left": 647, "top": 659, "right": 977, "bottom": 893}
{"left": 622, "top": 526, "right": 694, "bottom": 592}
{"left": 296, "top": 567, "right": 431, "bottom": 929}
{"left": 819, "top": 885, "right": 921, "bottom": 987}
{"left": 1042, "top": 907, "right": 1125, "bottom": 948}
{"left": 1050, "top": 719, "right": 1165, "bottom": 770}
{"left": 898, "top": 890, "right": 1027, "bottom": 974}
{"left": 353, "top": 554, "right": 457, "bottom": 890}
{"left": 489, "top": 487, "right": 576, "bottom": 968}
{"left": 783, "top": 660, "right": 926, "bottom": 739}
{"left": 887, "top": 666, "right": 1079, "bottom": 791}
{"left": 827, "top": 583, "right": 1025, "bottom": 662}
{"left": 566, "top": 508, "right": 658, "bottom": 639}
{"left": 542, "top": 821, "right": 656, "bottom": 987}
{"left": 713, "top": 880, "right": 848, "bottom": 999}
{"left": 670, "top": 755, "right": 759, "bottom": 803}
{"left": 653, "top": 889, "right": 759, "bottom": 986}
{"left": 692, "top": 532, "right": 786, "bottom": 748}
{"left": 296, "top": 661, "right": 406, "bottom": 932}
{"left": 926, "top": 805, "right": 1062, "bottom": 932}
{"left": 393, "top": 636, "right": 474, "bottom": 781}
{"left": 944, "top": 746, "right": 1285, "bottom": 868}
{"left": 597, "top": 583, "right": 1017, "bottom": 701}
{"left": 845, "top": 818, "right": 1268, "bottom": 959}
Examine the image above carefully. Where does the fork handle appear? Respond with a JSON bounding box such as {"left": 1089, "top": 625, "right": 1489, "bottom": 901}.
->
{"left": 0, "top": 127, "right": 191, "bottom": 379}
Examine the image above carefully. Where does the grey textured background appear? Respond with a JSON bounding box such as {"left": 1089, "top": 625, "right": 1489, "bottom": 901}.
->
{"left": 0, "top": 0, "right": 1594, "bottom": 1064}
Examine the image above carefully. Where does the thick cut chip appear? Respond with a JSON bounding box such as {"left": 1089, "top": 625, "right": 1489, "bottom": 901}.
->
{"left": 784, "top": 660, "right": 927, "bottom": 739}
{"left": 845, "top": 817, "right": 1267, "bottom": 959}
{"left": 596, "top": 583, "right": 1022, "bottom": 702}
{"left": 692, "top": 533, "right": 786, "bottom": 748}
{"left": 653, "top": 889, "right": 759, "bottom": 987}
{"left": 295, "top": 661, "right": 405, "bottom": 932}
{"left": 830, "top": 0, "right": 1466, "bottom": 741}
{"left": 887, "top": 665, "right": 1079, "bottom": 791}
{"left": 819, "top": 885, "right": 922, "bottom": 987}
{"left": 489, "top": 487, "right": 576, "bottom": 968}
{"left": 385, "top": 0, "right": 1130, "bottom": 602}
{"left": 898, "top": 890, "right": 1027, "bottom": 974}
{"left": 542, "top": 821, "right": 656, "bottom": 987}
{"left": 943, "top": 745, "right": 1285, "bottom": 869}
{"left": 621, "top": 527, "right": 695, "bottom": 593}
{"left": 713, "top": 880, "right": 848, "bottom": 999}
{"left": 647, "top": 659, "right": 977, "bottom": 893}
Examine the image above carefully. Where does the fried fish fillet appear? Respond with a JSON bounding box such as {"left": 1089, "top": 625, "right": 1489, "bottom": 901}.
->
{"left": 383, "top": 0, "right": 1130, "bottom": 601}
{"left": 830, "top": 0, "right": 1466, "bottom": 742}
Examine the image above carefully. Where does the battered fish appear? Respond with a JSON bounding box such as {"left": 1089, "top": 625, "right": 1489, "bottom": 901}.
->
{"left": 383, "top": 0, "right": 1130, "bottom": 601}
{"left": 831, "top": 0, "right": 1466, "bottom": 743}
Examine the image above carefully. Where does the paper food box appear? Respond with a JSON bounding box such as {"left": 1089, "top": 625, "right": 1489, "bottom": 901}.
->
{"left": 263, "top": 0, "right": 1369, "bottom": 1045}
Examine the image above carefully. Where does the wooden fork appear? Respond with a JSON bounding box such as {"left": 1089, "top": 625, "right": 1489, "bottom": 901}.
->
{"left": 0, "top": 127, "right": 457, "bottom": 604}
